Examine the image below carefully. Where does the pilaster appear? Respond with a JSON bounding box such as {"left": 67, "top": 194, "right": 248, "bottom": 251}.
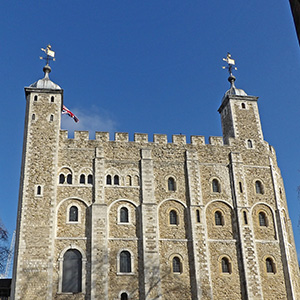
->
{"left": 269, "top": 157, "right": 296, "bottom": 299}
{"left": 185, "top": 150, "right": 213, "bottom": 300}
{"left": 91, "top": 147, "right": 108, "bottom": 299}
{"left": 229, "top": 152, "right": 263, "bottom": 299}
{"left": 140, "top": 149, "right": 162, "bottom": 299}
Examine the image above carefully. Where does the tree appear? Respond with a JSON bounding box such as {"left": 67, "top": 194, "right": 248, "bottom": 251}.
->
{"left": 0, "top": 219, "right": 8, "bottom": 273}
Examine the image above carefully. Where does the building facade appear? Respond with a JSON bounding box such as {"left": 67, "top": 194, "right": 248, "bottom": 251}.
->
{"left": 11, "top": 64, "right": 300, "bottom": 300}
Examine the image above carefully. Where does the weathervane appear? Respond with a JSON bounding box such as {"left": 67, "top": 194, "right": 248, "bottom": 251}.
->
{"left": 222, "top": 52, "right": 237, "bottom": 76}
{"left": 40, "top": 44, "right": 55, "bottom": 66}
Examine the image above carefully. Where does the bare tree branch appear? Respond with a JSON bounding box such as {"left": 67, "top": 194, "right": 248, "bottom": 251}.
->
{"left": 0, "top": 219, "right": 9, "bottom": 273}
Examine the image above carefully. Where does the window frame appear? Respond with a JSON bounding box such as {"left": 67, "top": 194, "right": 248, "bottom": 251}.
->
{"left": 265, "top": 257, "right": 276, "bottom": 274}
{"left": 221, "top": 256, "right": 232, "bottom": 274}
{"left": 35, "top": 184, "right": 43, "bottom": 197}
{"left": 80, "top": 174, "right": 86, "bottom": 184}
{"left": 106, "top": 174, "right": 112, "bottom": 185}
{"left": 58, "top": 247, "right": 86, "bottom": 294}
{"left": 59, "top": 174, "right": 65, "bottom": 184}
{"left": 66, "top": 204, "right": 81, "bottom": 224}
{"left": 167, "top": 177, "right": 176, "bottom": 192}
{"left": 87, "top": 174, "right": 93, "bottom": 185}
{"left": 258, "top": 211, "right": 268, "bottom": 227}
{"left": 169, "top": 209, "right": 179, "bottom": 225}
{"left": 212, "top": 178, "right": 221, "bottom": 193}
{"left": 118, "top": 250, "right": 134, "bottom": 275}
{"left": 114, "top": 175, "right": 120, "bottom": 185}
{"left": 214, "top": 210, "right": 224, "bottom": 226}
{"left": 247, "top": 139, "right": 253, "bottom": 149}
{"left": 172, "top": 256, "right": 182, "bottom": 274}
{"left": 255, "top": 180, "right": 264, "bottom": 194}
{"left": 120, "top": 292, "right": 129, "bottom": 300}
{"left": 118, "top": 206, "right": 130, "bottom": 224}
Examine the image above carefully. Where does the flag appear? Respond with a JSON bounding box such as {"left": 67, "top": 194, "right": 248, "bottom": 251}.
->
{"left": 47, "top": 49, "right": 55, "bottom": 58}
{"left": 62, "top": 105, "right": 79, "bottom": 123}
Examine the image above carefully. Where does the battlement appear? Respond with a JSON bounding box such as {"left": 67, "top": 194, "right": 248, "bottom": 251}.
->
{"left": 60, "top": 130, "right": 226, "bottom": 146}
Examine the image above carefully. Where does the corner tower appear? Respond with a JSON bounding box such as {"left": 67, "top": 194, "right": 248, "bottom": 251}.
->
{"left": 218, "top": 55, "right": 263, "bottom": 145}
{"left": 12, "top": 58, "right": 63, "bottom": 299}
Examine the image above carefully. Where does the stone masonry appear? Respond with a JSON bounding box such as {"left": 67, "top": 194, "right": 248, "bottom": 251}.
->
{"left": 11, "top": 66, "right": 300, "bottom": 300}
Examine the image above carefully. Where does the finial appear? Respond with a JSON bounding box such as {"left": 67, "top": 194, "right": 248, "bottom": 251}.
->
{"left": 222, "top": 52, "right": 237, "bottom": 87}
{"left": 40, "top": 44, "right": 56, "bottom": 66}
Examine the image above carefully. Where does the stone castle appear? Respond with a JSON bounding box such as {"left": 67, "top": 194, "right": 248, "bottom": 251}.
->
{"left": 11, "top": 56, "right": 300, "bottom": 299}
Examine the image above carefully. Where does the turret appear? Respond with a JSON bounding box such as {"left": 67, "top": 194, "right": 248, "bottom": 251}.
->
{"left": 218, "top": 54, "right": 263, "bottom": 145}
{"left": 12, "top": 46, "right": 63, "bottom": 299}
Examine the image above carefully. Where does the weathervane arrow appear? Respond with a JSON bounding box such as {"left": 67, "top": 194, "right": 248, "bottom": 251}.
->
{"left": 222, "top": 52, "right": 237, "bottom": 76}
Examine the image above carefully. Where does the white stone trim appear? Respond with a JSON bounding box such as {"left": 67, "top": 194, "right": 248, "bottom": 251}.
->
{"left": 34, "top": 184, "right": 43, "bottom": 197}
{"left": 117, "top": 204, "right": 132, "bottom": 225}
{"left": 57, "top": 245, "right": 87, "bottom": 294}
{"left": 204, "top": 199, "right": 234, "bottom": 211}
{"left": 66, "top": 203, "right": 81, "bottom": 224}
{"left": 169, "top": 253, "right": 184, "bottom": 274}
{"left": 116, "top": 248, "right": 135, "bottom": 275}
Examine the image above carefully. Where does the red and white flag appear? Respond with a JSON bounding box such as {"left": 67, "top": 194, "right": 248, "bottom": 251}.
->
{"left": 62, "top": 105, "right": 79, "bottom": 123}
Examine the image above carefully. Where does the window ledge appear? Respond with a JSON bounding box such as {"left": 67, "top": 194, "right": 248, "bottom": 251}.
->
{"left": 117, "top": 272, "right": 135, "bottom": 276}
{"left": 57, "top": 292, "right": 85, "bottom": 295}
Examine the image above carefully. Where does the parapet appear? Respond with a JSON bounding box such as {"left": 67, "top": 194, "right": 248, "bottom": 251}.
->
{"left": 60, "top": 130, "right": 229, "bottom": 147}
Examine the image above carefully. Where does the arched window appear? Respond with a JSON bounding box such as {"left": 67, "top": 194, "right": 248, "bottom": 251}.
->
{"left": 32, "top": 114, "right": 35, "bottom": 120}
{"left": 259, "top": 212, "right": 267, "bottom": 227}
{"left": 168, "top": 177, "right": 176, "bottom": 191}
{"left": 106, "top": 175, "right": 112, "bottom": 185}
{"left": 120, "top": 251, "right": 131, "bottom": 273}
{"left": 69, "top": 206, "right": 78, "bottom": 222}
{"left": 37, "top": 185, "right": 41, "bottom": 195}
{"left": 67, "top": 174, "right": 72, "bottom": 184}
{"left": 255, "top": 181, "right": 263, "bottom": 194}
{"left": 172, "top": 256, "right": 181, "bottom": 273}
{"left": 59, "top": 174, "right": 65, "bottom": 184}
{"left": 196, "top": 209, "right": 200, "bottom": 223}
{"left": 239, "top": 182, "right": 243, "bottom": 193}
{"left": 169, "top": 210, "right": 178, "bottom": 225}
{"left": 221, "top": 257, "right": 231, "bottom": 273}
{"left": 50, "top": 114, "right": 54, "bottom": 122}
{"left": 126, "top": 175, "right": 132, "bottom": 186}
{"left": 241, "top": 103, "right": 246, "bottom": 109}
{"left": 243, "top": 211, "right": 248, "bottom": 225}
{"left": 266, "top": 258, "right": 275, "bottom": 273}
{"left": 215, "top": 211, "right": 223, "bottom": 226}
{"left": 80, "top": 174, "right": 85, "bottom": 184}
{"left": 88, "top": 174, "right": 93, "bottom": 184}
{"left": 121, "top": 293, "right": 128, "bottom": 300}
{"left": 247, "top": 139, "right": 253, "bottom": 148}
{"left": 120, "top": 207, "right": 129, "bottom": 223}
{"left": 134, "top": 175, "right": 139, "bottom": 186}
{"left": 62, "top": 249, "right": 82, "bottom": 293}
{"left": 51, "top": 96, "right": 54, "bottom": 102}
{"left": 34, "top": 95, "right": 38, "bottom": 101}
{"left": 114, "top": 175, "right": 119, "bottom": 185}
{"left": 212, "top": 179, "right": 221, "bottom": 193}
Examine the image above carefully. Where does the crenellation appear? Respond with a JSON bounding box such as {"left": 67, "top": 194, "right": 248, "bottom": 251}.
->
{"left": 95, "top": 131, "right": 110, "bottom": 142}
{"left": 209, "top": 136, "right": 224, "bottom": 146}
{"left": 134, "top": 133, "right": 148, "bottom": 143}
{"left": 153, "top": 133, "right": 168, "bottom": 144}
{"left": 74, "top": 130, "right": 89, "bottom": 140}
{"left": 172, "top": 134, "right": 186, "bottom": 144}
{"left": 190, "top": 135, "right": 205, "bottom": 145}
{"left": 115, "top": 132, "right": 129, "bottom": 142}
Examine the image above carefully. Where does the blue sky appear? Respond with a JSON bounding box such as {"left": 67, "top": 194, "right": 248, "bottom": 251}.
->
{"left": 1, "top": 1, "right": 300, "bottom": 266}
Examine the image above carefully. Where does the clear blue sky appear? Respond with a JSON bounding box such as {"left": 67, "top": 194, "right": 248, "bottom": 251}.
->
{"left": 1, "top": 1, "right": 300, "bottom": 265}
